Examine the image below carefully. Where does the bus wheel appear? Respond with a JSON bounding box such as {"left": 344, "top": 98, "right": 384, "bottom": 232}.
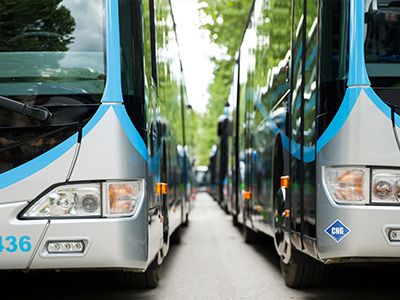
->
{"left": 243, "top": 223, "right": 259, "bottom": 244}
{"left": 232, "top": 213, "right": 238, "bottom": 226}
{"left": 183, "top": 213, "right": 189, "bottom": 227}
{"left": 170, "top": 226, "right": 181, "bottom": 244}
{"left": 273, "top": 187, "right": 292, "bottom": 264}
{"left": 274, "top": 188, "right": 326, "bottom": 288}
{"left": 119, "top": 257, "right": 162, "bottom": 289}
{"left": 280, "top": 250, "right": 326, "bottom": 288}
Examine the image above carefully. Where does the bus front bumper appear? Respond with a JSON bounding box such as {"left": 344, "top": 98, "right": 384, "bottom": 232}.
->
{"left": 0, "top": 201, "right": 149, "bottom": 271}
{"left": 317, "top": 197, "right": 400, "bottom": 263}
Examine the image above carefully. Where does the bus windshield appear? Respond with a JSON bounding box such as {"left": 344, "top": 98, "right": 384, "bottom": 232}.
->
{"left": 0, "top": 0, "right": 106, "bottom": 104}
{"left": 365, "top": 0, "right": 400, "bottom": 104}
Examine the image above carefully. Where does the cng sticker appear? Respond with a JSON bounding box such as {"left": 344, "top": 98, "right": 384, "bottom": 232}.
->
{"left": 325, "top": 219, "right": 351, "bottom": 243}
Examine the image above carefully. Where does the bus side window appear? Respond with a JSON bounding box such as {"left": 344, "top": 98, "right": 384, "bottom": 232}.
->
{"left": 149, "top": 0, "right": 158, "bottom": 86}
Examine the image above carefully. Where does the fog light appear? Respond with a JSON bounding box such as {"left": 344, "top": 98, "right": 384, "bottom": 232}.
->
{"left": 47, "top": 241, "right": 85, "bottom": 253}
{"left": 389, "top": 230, "right": 400, "bottom": 242}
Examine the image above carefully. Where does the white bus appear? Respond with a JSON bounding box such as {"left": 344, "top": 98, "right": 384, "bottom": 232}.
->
{"left": 228, "top": 0, "right": 400, "bottom": 287}
{"left": 0, "top": 0, "right": 191, "bottom": 288}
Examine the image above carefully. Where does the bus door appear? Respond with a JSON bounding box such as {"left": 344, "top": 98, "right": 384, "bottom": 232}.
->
{"left": 144, "top": 0, "right": 164, "bottom": 260}
{"left": 290, "top": 0, "right": 318, "bottom": 251}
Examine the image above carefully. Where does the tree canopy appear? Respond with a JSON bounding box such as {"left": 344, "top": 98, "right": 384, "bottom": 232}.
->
{"left": 0, "top": 0, "right": 75, "bottom": 52}
{"left": 195, "top": 0, "right": 253, "bottom": 165}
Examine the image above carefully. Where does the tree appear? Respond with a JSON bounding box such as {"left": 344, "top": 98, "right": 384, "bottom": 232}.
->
{"left": 0, "top": 0, "right": 75, "bottom": 52}
{"left": 0, "top": 0, "right": 76, "bottom": 78}
{"left": 196, "top": 0, "right": 253, "bottom": 165}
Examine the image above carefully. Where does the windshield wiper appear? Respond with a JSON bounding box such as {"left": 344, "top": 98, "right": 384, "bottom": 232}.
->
{"left": 0, "top": 95, "right": 53, "bottom": 124}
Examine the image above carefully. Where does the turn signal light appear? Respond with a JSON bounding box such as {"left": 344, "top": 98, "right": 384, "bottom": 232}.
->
{"left": 324, "top": 167, "right": 368, "bottom": 204}
{"left": 281, "top": 176, "right": 290, "bottom": 188}
{"left": 104, "top": 180, "right": 144, "bottom": 217}
{"left": 157, "top": 183, "right": 168, "bottom": 195}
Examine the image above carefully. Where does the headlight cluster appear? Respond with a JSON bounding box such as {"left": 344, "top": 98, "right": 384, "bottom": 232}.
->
{"left": 324, "top": 167, "right": 400, "bottom": 205}
{"left": 324, "top": 167, "right": 369, "bottom": 204}
{"left": 21, "top": 180, "right": 144, "bottom": 219}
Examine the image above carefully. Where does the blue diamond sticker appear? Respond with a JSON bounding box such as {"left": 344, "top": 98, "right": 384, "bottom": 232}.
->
{"left": 325, "top": 219, "right": 351, "bottom": 243}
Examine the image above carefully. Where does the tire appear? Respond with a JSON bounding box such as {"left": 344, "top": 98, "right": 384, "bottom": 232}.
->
{"left": 273, "top": 139, "right": 286, "bottom": 256}
{"left": 232, "top": 213, "right": 238, "bottom": 226}
{"left": 183, "top": 213, "right": 189, "bottom": 227}
{"left": 224, "top": 205, "right": 229, "bottom": 214}
{"left": 243, "top": 224, "right": 259, "bottom": 244}
{"left": 170, "top": 226, "right": 181, "bottom": 245}
{"left": 280, "top": 250, "right": 326, "bottom": 288}
{"left": 119, "top": 257, "right": 162, "bottom": 289}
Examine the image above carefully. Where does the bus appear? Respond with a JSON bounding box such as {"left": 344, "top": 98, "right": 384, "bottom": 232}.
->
{"left": 228, "top": 0, "right": 400, "bottom": 287}
{"left": 0, "top": 0, "right": 190, "bottom": 288}
{"left": 216, "top": 103, "right": 232, "bottom": 212}
{"left": 194, "top": 165, "right": 208, "bottom": 192}
{"left": 207, "top": 108, "right": 232, "bottom": 210}
{"left": 207, "top": 144, "right": 218, "bottom": 197}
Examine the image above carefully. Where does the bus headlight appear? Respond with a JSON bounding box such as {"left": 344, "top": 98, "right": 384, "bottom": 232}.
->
{"left": 323, "top": 167, "right": 369, "bottom": 204}
{"left": 103, "top": 180, "right": 144, "bottom": 217}
{"left": 21, "top": 180, "right": 145, "bottom": 219}
{"left": 22, "top": 183, "right": 101, "bottom": 218}
{"left": 371, "top": 170, "right": 400, "bottom": 203}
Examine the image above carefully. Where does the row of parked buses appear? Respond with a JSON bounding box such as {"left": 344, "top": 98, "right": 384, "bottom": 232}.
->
{"left": 0, "top": 0, "right": 193, "bottom": 289}
{"left": 210, "top": 0, "right": 400, "bottom": 288}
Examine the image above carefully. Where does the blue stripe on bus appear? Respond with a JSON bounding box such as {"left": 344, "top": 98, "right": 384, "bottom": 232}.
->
{"left": 348, "top": 0, "right": 370, "bottom": 87}
{"left": 364, "top": 88, "right": 391, "bottom": 120}
{"left": 82, "top": 105, "right": 110, "bottom": 138}
{"left": 293, "top": 43, "right": 302, "bottom": 76}
{"left": 305, "top": 45, "right": 316, "bottom": 71}
{"left": 0, "top": 133, "right": 78, "bottom": 189}
{"left": 395, "top": 106, "right": 400, "bottom": 128}
{"left": 364, "top": 87, "right": 400, "bottom": 131}
{"left": 114, "top": 104, "right": 164, "bottom": 173}
{"left": 149, "top": 145, "right": 163, "bottom": 174}
{"left": 0, "top": 103, "right": 155, "bottom": 189}
{"left": 102, "top": 0, "right": 123, "bottom": 104}
{"left": 113, "top": 105, "right": 149, "bottom": 164}
{"left": 257, "top": 103, "right": 315, "bottom": 162}
{"left": 316, "top": 87, "right": 361, "bottom": 153}
{"left": 0, "top": 104, "right": 113, "bottom": 189}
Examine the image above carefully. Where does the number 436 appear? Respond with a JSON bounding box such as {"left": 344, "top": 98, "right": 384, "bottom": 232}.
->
{"left": 0, "top": 236, "right": 31, "bottom": 253}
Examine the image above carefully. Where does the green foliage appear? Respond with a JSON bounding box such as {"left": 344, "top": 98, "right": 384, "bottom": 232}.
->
{"left": 186, "top": 106, "right": 201, "bottom": 159}
{"left": 196, "top": 0, "right": 253, "bottom": 165}
{"left": 198, "top": 0, "right": 252, "bottom": 57}
{"left": 0, "top": 0, "right": 76, "bottom": 79}
{"left": 0, "top": 0, "right": 75, "bottom": 52}
{"left": 154, "top": 0, "right": 184, "bottom": 146}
